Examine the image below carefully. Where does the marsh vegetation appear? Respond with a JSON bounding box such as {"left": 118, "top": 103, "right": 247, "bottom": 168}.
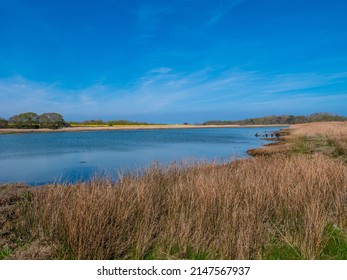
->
{"left": 1, "top": 121, "right": 347, "bottom": 260}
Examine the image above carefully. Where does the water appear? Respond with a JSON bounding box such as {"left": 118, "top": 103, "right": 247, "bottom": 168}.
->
{"left": 0, "top": 127, "right": 284, "bottom": 185}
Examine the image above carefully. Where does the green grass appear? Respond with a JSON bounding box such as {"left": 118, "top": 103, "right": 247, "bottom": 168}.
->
{"left": 290, "top": 135, "right": 343, "bottom": 159}
{"left": 290, "top": 137, "right": 313, "bottom": 154}
{"left": 0, "top": 247, "right": 12, "bottom": 260}
{"left": 263, "top": 242, "right": 303, "bottom": 260}
{"left": 263, "top": 224, "right": 347, "bottom": 260}
{"left": 320, "top": 224, "right": 347, "bottom": 260}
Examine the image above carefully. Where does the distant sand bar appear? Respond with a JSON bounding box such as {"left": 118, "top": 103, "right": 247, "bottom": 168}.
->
{"left": 0, "top": 124, "right": 288, "bottom": 134}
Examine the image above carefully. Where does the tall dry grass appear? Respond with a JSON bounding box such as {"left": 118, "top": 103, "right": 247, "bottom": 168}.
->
{"left": 22, "top": 153, "right": 347, "bottom": 259}
{"left": 291, "top": 122, "right": 347, "bottom": 138}
{"left": 291, "top": 122, "right": 347, "bottom": 155}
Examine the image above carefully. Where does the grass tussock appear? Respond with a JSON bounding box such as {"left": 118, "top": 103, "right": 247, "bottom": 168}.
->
{"left": 19, "top": 153, "right": 347, "bottom": 260}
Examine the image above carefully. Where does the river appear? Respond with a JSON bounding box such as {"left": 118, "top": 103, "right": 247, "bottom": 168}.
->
{"left": 0, "top": 127, "right": 284, "bottom": 185}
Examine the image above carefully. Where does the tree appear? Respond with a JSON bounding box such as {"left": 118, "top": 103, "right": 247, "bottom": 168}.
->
{"left": 82, "top": 119, "right": 105, "bottom": 125}
{"left": 0, "top": 118, "right": 8, "bottom": 128}
{"left": 39, "top": 113, "right": 67, "bottom": 128}
{"left": 9, "top": 112, "right": 39, "bottom": 128}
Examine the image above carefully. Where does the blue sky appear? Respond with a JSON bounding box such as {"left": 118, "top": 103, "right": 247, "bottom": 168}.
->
{"left": 0, "top": 0, "right": 346, "bottom": 123}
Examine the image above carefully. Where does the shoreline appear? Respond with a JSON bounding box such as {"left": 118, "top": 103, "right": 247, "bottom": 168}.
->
{"left": 246, "top": 126, "right": 293, "bottom": 156}
{"left": 1, "top": 122, "right": 347, "bottom": 260}
{"left": 0, "top": 124, "right": 289, "bottom": 134}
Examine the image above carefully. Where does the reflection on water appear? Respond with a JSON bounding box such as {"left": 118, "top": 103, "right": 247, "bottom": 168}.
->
{"left": 0, "top": 127, "right": 283, "bottom": 185}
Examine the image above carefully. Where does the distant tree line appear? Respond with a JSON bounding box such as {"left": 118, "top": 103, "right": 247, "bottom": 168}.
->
{"left": 203, "top": 113, "right": 347, "bottom": 125}
{"left": 2, "top": 112, "right": 345, "bottom": 129}
{"left": 0, "top": 114, "right": 153, "bottom": 129}
{"left": 0, "top": 112, "right": 68, "bottom": 129}
{"left": 69, "top": 119, "right": 151, "bottom": 126}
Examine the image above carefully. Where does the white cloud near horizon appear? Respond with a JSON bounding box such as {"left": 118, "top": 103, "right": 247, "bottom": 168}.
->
{"left": 1, "top": 69, "right": 346, "bottom": 122}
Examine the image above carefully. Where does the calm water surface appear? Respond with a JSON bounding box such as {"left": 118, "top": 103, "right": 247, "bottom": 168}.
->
{"left": 0, "top": 127, "right": 283, "bottom": 185}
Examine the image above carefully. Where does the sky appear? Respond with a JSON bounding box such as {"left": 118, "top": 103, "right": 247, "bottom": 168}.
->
{"left": 0, "top": 0, "right": 346, "bottom": 123}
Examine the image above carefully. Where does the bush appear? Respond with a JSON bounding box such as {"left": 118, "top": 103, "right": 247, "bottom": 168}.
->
{"left": 0, "top": 118, "right": 8, "bottom": 128}
{"left": 39, "top": 113, "right": 67, "bottom": 129}
{"left": 8, "top": 112, "right": 39, "bottom": 129}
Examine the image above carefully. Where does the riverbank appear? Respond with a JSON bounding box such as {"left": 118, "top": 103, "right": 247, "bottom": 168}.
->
{"left": 248, "top": 121, "right": 347, "bottom": 159}
{"left": 1, "top": 121, "right": 347, "bottom": 260}
{"left": 0, "top": 124, "right": 288, "bottom": 134}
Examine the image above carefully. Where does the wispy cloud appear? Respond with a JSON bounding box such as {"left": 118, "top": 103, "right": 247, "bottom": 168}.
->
{"left": 149, "top": 67, "right": 173, "bottom": 75}
{"left": 207, "top": 0, "right": 247, "bottom": 26}
{"left": 1, "top": 69, "right": 346, "bottom": 122}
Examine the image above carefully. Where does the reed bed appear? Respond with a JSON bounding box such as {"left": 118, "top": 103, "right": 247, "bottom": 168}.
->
{"left": 291, "top": 121, "right": 347, "bottom": 138}
{"left": 21, "top": 153, "right": 347, "bottom": 260}
{"left": 291, "top": 122, "right": 347, "bottom": 155}
{"left": 248, "top": 121, "right": 347, "bottom": 157}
